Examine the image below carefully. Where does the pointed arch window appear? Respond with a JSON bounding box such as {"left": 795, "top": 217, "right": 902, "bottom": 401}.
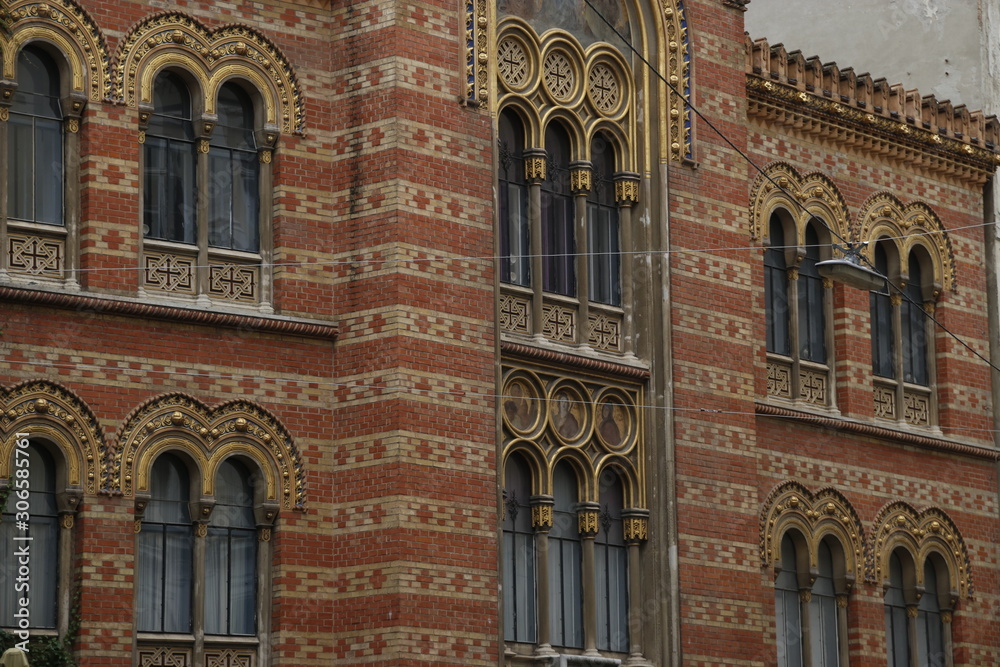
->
{"left": 901, "top": 256, "right": 929, "bottom": 386}
{"left": 917, "top": 561, "right": 945, "bottom": 666}
{"left": 206, "top": 459, "right": 257, "bottom": 636}
{"left": 499, "top": 110, "right": 530, "bottom": 287}
{"left": 799, "top": 225, "right": 826, "bottom": 363}
{"left": 138, "top": 454, "right": 194, "bottom": 633}
{"left": 595, "top": 472, "right": 627, "bottom": 652}
{"left": 808, "top": 540, "right": 840, "bottom": 666}
{"left": 775, "top": 533, "right": 803, "bottom": 667}
{"left": 549, "top": 462, "right": 583, "bottom": 648}
{"left": 765, "top": 213, "right": 790, "bottom": 357}
{"left": 884, "top": 551, "right": 910, "bottom": 667}
{"left": 871, "top": 242, "right": 895, "bottom": 379}
{"left": 502, "top": 454, "right": 536, "bottom": 643}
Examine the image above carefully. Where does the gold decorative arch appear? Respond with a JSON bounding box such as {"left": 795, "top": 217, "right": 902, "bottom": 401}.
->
{"left": 114, "top": 12, "right": 304, "bottom": 135}
{"left": 0, "top": 380, "right": 105, "bottom": 495}
{"left": 748, "top": 162, "right": 851, "bottom": 244}
{"left": 110, "top": 393, "right": 305, "bottom": 511}
{"left": 661, "top": 0, "right": 691, "bottom": 162}
{"left": 854, "top": 192, "right": 956, "bottom": 293}
{"left": 866, "top": 501, "right": 972, "bottom": 602}
{"left": 3, "top": 0, "right": 111, "bottom": 102}
{"left": 759, "top": 481, "right": 864, "bottom": 585}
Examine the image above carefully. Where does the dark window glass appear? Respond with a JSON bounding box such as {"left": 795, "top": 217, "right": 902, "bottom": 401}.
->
{"left": 209, "top": 84, "right": 259, "bottom": 252}
{"left": 775, "top": 534, "right": 803, "bottom": 667}
{"left": 0, "top": 445, "right": 59, "bottom": 628}
{"left": 587, "top": 137, "right": 620, "bottom": 306}
{"left": 8, "top": 46, "right": 63, "bottom": 225}
{"left": 917, "top": 562, "right": 944, "bottom": 667}
{"left": 498, "top": 110, "right": 530, "bottom": 287}
{"left": 206, "top": 459, "right": 257, "bottom": 636}
{"left": 595, "top": 472, "right": 628, "bottom": 652}
{"left": 144, "top": 71, "right": 196, "bottom": 244}
{"left": 808, "top": 541, "right": 840, "bottom": 667}
{"left": 901, "top": 256, "right": 929, "bottom": 386}
{"left": 870, "top": 244, "right": 895, "bottom": 378}
{"left": 502, "top": 455, "right": 536, "bottom": 643}
{"left": 138, "top": 454, "right": 193, "bottom": 633}
{"left": 541, "top": 124, "right": 575, "bottom": 296}
{"left": 765, "top": 214, "right": 790, "bottom": 356}
{"left": 549, "top": 462, "right": 582, "bottom": 648}
{"left": 798, "top": 225, "right": 827, "bottom": 364}
{"left": 884, "top": 552, "right": 910, "bottom": 667}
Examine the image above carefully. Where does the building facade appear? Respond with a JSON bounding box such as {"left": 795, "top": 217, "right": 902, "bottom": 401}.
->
{"left": 0, "top": 1, "right": 997, "bottom": 666}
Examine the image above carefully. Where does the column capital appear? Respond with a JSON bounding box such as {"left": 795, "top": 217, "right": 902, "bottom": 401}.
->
{"left": 570, "top": 160, "right": 593, "bottom": 194}
{"left": 530, "top": 494, "right": 554, "bottom": 531}
{"left": 524, "top": 148, "right": 547, "bottom": 184}
{"left": 614, "top": 171, "right": 640, "bottom": 206}
{"left": 623, "top": 508, "right": 649, "bottom": 544}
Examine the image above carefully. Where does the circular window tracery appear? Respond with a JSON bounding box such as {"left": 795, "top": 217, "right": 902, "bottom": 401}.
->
{"left": 543, "top": 50, "right": 575, "bottom": 101}
{"left": 588, "top": 63, "right": 620, "bottom": 115}
{"left": 498, "top": 37, "right": 530, "bottom": 90}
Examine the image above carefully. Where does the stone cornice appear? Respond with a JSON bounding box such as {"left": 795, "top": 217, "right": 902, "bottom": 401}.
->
{"left": 747, "top": 37, "right": 1000, "bottom": 184}
{"left": 756, "top": 402, "right": 999, "bottom": 461}
{"left": 0, "top": 286, "right": 338, "bottom": 340}
{"left": 500, "top": 340, "right": 650, "bottom": 380}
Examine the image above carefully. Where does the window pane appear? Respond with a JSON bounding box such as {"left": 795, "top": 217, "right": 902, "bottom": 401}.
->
{"left": 871, "top": 244, "right": 895, "bottom": 378}
{"left": 550, "top": 463, "right": 582, "bottom": 648}
{"left": 765, "top": 216, "right": 790, "bottom": 356}
{"left": 541, "top": 124, "right": 576, "bottom": 296}
{"left": 0, "top": 445, "right": 59, "bottom": 628}
{"left": 902, "top": 257, "right": 929, "bottom": 386}
{"left": 799, "top": 225, "right": 826, "bottom": 363}
{"left": 499, "top": 111, "right": 530, "bottom": 287}
{"left": 809, "top": 541, "right": 839, "bottom": 667}
{"left": 145, "top": 72, "right": 195, "bottom": 243}
{"left": 884, "top": 553, "right": 909, "bottom": 667}
{"left": 596, "top": 473, "right": 628, "bottom": 652}
{"left": 588, "top": 137, "right": 621, "bottom": 306}
{"left": 206, "top": 460, "right": 257, "bottom": 635}
{"left": 503, "top": 456, "right": 536, "bottom": 643}
{"left": 9, "top": 47, "right": 64, "bottom": 226}
{"left": 775, "top": 534, "right": 803, "bottom": 667}
{"left": 209, "top": 84, "right": 260, "bottom": 252}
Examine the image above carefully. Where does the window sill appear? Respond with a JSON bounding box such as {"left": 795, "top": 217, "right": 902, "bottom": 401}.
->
{"left": 756, "top": 401, "right": 998, "bottom": 460}
{"left": 501, "top": 335, "right": 649, "bottom": 380}
{"left": 504, "top": 645, "right": 627, "bottom": 666}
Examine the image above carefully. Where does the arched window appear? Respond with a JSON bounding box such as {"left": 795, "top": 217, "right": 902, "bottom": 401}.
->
{"left": 917, "top": 560, "right": 945, "bottom": 666}
{"left": 8, "top": 46, "right": 63, "bottom": 226}
{"left": 884, "top": 551, "right": 910, "bottom": 667}
{"left": 498, "top": 110, "right": 530, "bottom": 287}
{"left": 901, "top": 255, "right": 928, "bottom": 386}
{"left": 0, "top": 445, "right": 59, "bottom": 629}
{"left": 144, "top": 71, "right": 196, "bottom": 244}
{"left": 209, "top": 84, "right": 260, "bottom": 253}
{"left": 502, "top": 454, "right": 536, "bottom": 643}
{"left": 798, "top": 224, "right": 826, "bottom": 364}
{"left": 595, "top": 471, "right": 627, "bottom": 652}
{"left": 587, "top": 136, "right": 620, "bottom": 306}
{"left": 550, "top": 462, "right": 582, "bottom": 648}
{"left": 765, "top": 213, "right": 790, "bottom": 357}
{"left": 541, "top": 124, "right": 575, "bottom": 297}
{"left": 206, "top": 459, "right": 257, "bottom": 636}
{"left": 775, "top": 533, "right": 803, "bottom": 667}
{"left": 138, "top": 454, "right": 193, "bottom": 633}
{"left": 870, "top": 242, "right": 895, "bottom": 379}
{"left": 808, "top": 539, "right": 839, "bottom": 666}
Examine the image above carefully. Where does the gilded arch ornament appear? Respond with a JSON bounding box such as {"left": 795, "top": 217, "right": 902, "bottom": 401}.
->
{"left": 114, "top": 12, "right": 304, "bottom": 135}
{"left": 662, "top": 0, "right": 691, "bottom": 162}
{"left": 0, "top": 380, "right": 105, "bottom": 495}
{"left": 2, "top": 0, "right": 111, "bottom": 102}
{"left": 866, "top": 501, "right": 972, "bottom": 602}
{"left": 748, "top": 162, "right": 850, "bottom": 244}
{"left": 854, "top": 192, "right": 956, "bottom": 293}
{"left": 109, "top": 393, "right": 306, "bottom": 511}
{"left": 759, "top": 481, "right": 864, "bottom": 585}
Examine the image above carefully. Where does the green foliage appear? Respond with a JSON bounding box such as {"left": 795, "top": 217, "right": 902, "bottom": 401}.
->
{"left": 0, "top": 630, "right": 75, "bottom": 667}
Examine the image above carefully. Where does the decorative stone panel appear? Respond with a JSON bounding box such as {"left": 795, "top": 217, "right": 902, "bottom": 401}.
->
{"left": 8, "top": 233, "right": 63, "bottom": 277}
{"left": 143, "top": 252, "right": 195, "bottom": 294}
{"left": 208, "top": 263, "right": 258, "bottom": 303}
{"left": 500, "top": 293, "right": 531, "bottom": 334}
{"left": 767, "top": 360, "right": 792, "bottom": 399}
{"left": 588, "top": 312, "right": 621, "bottom": 352}
{"left": 542, "top": 303, "right": 576, "bottom": 343}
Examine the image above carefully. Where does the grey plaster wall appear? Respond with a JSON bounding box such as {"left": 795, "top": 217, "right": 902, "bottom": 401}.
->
{"left": 745, "top": 0, "right": 987, "bottom": 112}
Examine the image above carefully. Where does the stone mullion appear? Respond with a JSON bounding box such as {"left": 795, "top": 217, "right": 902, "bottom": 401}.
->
{"left": 623, "top": 510, "right": 651, "bottom": 667}
{"left": 0, "top": 84, "right": 11, "bottom": 274}
{"left": 941, "top": 610, "right": 954, "bottom": 667}
{"left": 256, "top": 525, "right": 274, "bottom": 666}
{"left": 923, "top": 301, "right": 938, "bottom": 426}
{"left": 62, "top": 92, "right": 86, "bottom": 287}
{"left": 836, "top": 594, "right": 849, "bottom": 667}
{"left": 530, "top": 495, "right": 556, "bottom": 656}
{"left": 525, "top": 149, "right": 546, "bottom": 338}
{"left": 195, "top": 116, "right": 214, "bottom": 302}
{"left": 798, "top": 589, "right": 814, "bottom": 667}
{"left": 571, "top": 163, "right": 592, "bottom": 346}
{"left": 577, "top": 503, "right": 599, "bottom": 655}
{"left": 256, "top": 126, "right": 278, "bottom": 310}
{"left": 616, "top": 173, "right": 640, "bottom": 357}
{"left": 192, "top": 520, "right": 208, "bottom": 667}
{"left": 56, "top": 513, "right": 75, "bottom": 637}
{"left": 787, "top": 267, "right": 802, "bottom": 400}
